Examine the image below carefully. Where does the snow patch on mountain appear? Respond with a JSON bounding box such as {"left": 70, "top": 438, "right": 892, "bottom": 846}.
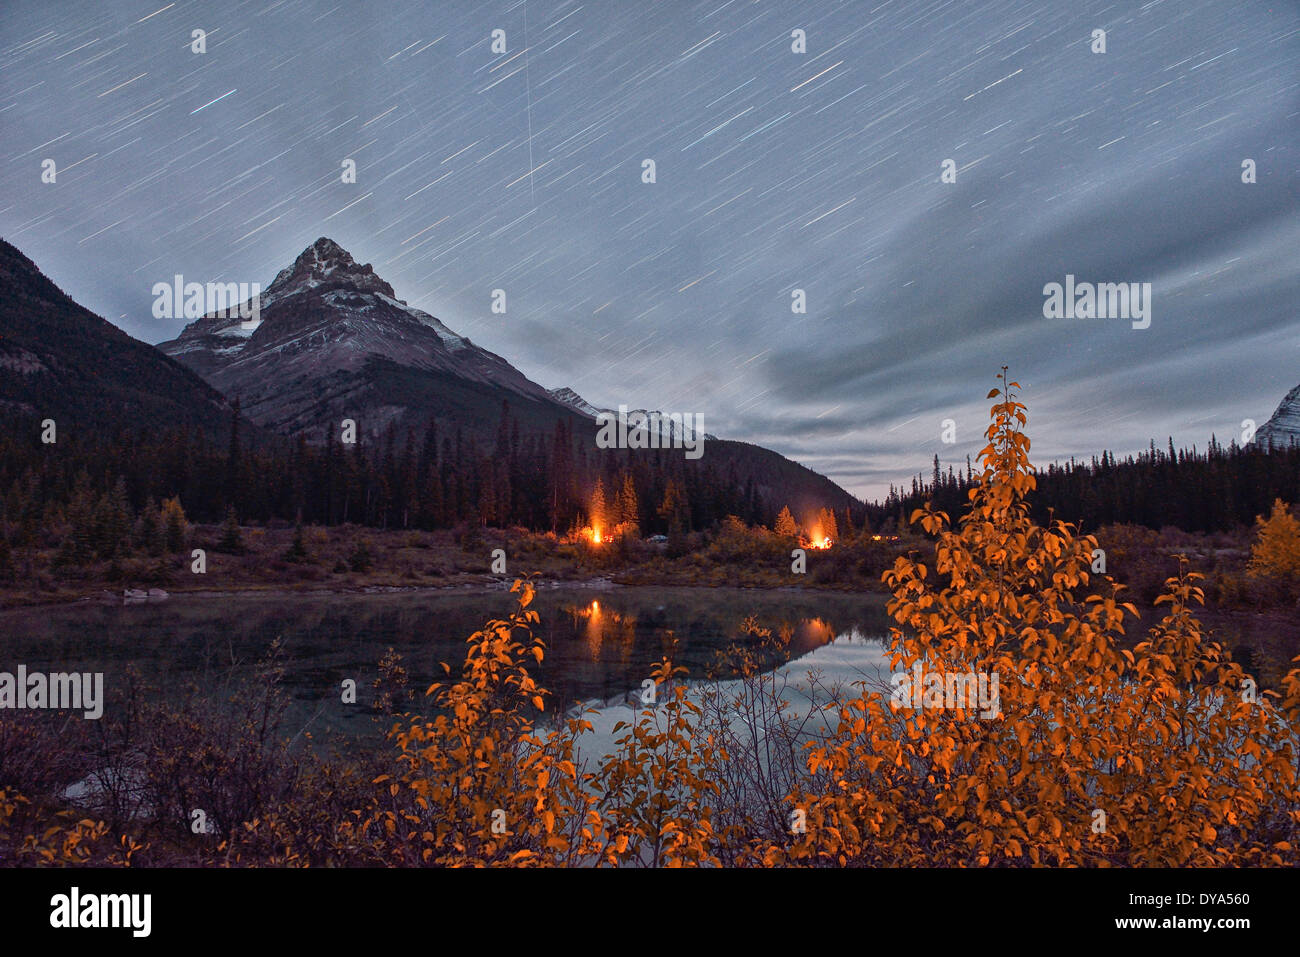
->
{"left": 375, "top": 294, "right": 468, "bottom": 350}
{"left": 549, "top": 386, "right": 604, "bottom": 418}
{"left": 1254, "top": 382, "right": 1300, "bottom": 449}
{"left": 547, "top": 387, "right": 719, "bottom": 441}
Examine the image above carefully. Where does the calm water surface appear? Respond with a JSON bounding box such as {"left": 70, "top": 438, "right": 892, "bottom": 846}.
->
{"left": 0, "top": 585, "right": 892, "bottom": 744}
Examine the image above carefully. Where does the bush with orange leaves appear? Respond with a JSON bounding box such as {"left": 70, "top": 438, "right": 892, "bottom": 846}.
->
{"left": 589, "top": 654, "right": 722, "bottom": 867}
{"left": 5, "top": 370, "right": 1298, "bottom": 868}
{"left": 346, "top": 578, "right": 602, "bottom": 866}
{"left": 775, "top": 369, "right": 1300, "bottom": 867}
{"left": 343, "top": 583, "right": 724, "bottom": 867}
{"left": 0, "top": 788, "right": 144, "bottom": 866}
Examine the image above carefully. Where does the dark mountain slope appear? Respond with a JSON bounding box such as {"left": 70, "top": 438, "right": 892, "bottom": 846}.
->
{"left": 0, "top": 238, "right": 242, "bottom": 443}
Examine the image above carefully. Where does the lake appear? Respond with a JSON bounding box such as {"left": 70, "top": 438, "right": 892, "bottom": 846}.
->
{"left": 0, "top": 584, "right": 894, "bottom": 746}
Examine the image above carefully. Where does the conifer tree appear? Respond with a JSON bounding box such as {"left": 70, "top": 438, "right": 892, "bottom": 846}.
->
{"left": 0, "top": 530, "right": 13, "bottom": 582}
{"left": 815, "top": 506, "right": 838, "bottom": 543}
{"left": 93, "top": 477, "right": 132, "bottom": 559}
{"left": 617, "top": 472, "right": 639, "bottom": 533}
{"left": 216, "top": 505, "right": 244, "bottom": 554}
{"left": 57, "top": 473, "right": 97, "bottom": 565}
{"left": 161, "top": 496, "right": 188, "bottom": 553}
{"left": 225, "top": 397, "right": 242, "bottom": 509}
{"left": 658, "top": 479, "right": 688, "bottom": 534}
{"left": 283, "top": 519, "right": 308, "bottom": 563}
{"left": 137, "top": 496, "right": 164, "bottom": 557}
{"left": 590, "top": 476, "right": 608, "bottom": 534}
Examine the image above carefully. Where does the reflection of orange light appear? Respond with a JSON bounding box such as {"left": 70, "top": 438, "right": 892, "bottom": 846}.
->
{"left": 798, "top": 616, "right": 835, "bottom": 646}
{"left": 584, "top": 600, "right": 602, "bottom": 660}
{"left": 571, "top": 598, "right": 636, "bottom": 663}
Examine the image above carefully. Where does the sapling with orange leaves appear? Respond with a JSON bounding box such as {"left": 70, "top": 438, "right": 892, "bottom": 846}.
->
{"left": 777, "top": 368, "right": 1299, "bottom": 867}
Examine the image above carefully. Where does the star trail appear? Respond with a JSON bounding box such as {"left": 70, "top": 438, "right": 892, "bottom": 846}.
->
{"left": 1, "top": 0, "right": 1296, "bottom": 498}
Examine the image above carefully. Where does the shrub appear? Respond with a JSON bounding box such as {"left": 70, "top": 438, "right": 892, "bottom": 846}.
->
{"left": 353, "top": 579, "right": 599, "bottom": 866}
{"left": 1248, "top": 499, "right": 1300, "bottom": 594}
{"left": 347, "top": 539, "right": 374, "bottom": 573}
{"left": 774, "top": 370, "right": 1300, "bottom": 867}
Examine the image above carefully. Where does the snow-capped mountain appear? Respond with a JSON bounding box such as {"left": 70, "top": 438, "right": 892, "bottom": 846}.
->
{"left": 548, "top": 386, "right": 719, "bottom": 442}
{"left": 154, "top": 238, "right": 857, "bottom": 514}
{"left": 159, "top": 238, "right": 566, "bottom": 441}
{"left": 1254, "top": 383, "right": 1300, "bottom": 449}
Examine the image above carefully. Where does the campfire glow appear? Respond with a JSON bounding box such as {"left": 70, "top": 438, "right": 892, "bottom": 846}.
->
{"left": 806, "top": 524, "right": 832, "bottom": 549}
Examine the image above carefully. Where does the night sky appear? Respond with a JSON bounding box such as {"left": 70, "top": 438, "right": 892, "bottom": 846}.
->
{"left": 2, "top": 0, "right": 1297, "bottom": 500}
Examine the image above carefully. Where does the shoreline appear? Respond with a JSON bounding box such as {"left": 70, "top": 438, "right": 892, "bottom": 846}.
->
{"left": 0, "top": 576, "right": 890, "bottom": 614}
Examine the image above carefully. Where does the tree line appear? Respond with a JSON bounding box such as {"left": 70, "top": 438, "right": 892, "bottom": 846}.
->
{"left": 0, "top": 402, "right": 780, "bottom": 550}
{"left": 6, "top": 402, "right": 1296, "bottom": 559}
{"left": 882, "top": 436, "right": 1300, "bottom": 534}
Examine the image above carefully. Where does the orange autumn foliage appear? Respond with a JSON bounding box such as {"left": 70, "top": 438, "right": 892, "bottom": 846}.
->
{"left": 351, "top": 577, "right": 601, "bottom": 867}
{"left": 1247, "top": 498, "right": 1300, "bottom": 584}
{"left": 0, "top": 788, "right": 145, "bottom": 866}
{"left": 590, "top": 655, "right": 721, "bottom": 867}
{"left": 773, "top": 369, "right": 1300, "bottom": 867}
{"left": 5, "top": 369, "right": 1298, "bottom": 868}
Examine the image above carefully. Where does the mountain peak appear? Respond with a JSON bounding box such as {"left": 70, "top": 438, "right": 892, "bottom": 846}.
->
{"left": 1255, "top": 382, "right": 1300, "bottom": 449}
{"left": 158, "top": 236, "right": 562, "bottom": 438}
{"left": 307, "top": 236, "right": 348, "bottom": 258}
{"left": 267, "top": 237, "right": 395, "bottom": 299}
{"left": 547, "top": 386, "right": 720, "bottom": 441}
